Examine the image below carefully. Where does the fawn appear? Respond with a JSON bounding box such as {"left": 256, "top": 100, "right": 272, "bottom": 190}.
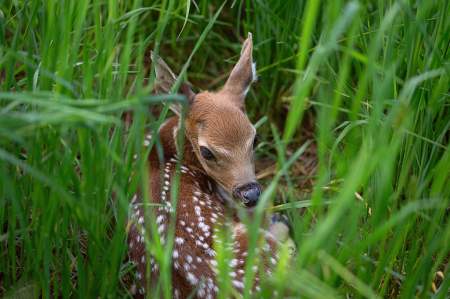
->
{"left": 127, "top": 33, "right": 292, "bottom": 298}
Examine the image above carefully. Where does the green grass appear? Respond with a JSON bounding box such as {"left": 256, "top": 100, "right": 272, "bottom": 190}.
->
{"left": 1, "top": 0, "right": 450, "bottom": 298}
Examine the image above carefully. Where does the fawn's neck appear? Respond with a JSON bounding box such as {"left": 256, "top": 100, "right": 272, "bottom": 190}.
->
{"left": 158, "top": 115, "right": 201, "bottom": 169}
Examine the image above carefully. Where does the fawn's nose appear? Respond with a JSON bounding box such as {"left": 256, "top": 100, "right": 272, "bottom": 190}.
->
{"left": 232, "top": 182, "right": 261, "bottom": 208}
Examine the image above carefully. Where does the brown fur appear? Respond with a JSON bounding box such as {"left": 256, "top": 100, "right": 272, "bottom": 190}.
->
{"left": 184, "top": 90, "right": 257, "bottom": 195}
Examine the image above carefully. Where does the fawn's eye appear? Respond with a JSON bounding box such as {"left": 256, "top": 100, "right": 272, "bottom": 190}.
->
{"left": 200, "top": 147, "right": 216, "bottom": 161}
{"left": 253, "top": 134, "right": 262, "bottom": 150}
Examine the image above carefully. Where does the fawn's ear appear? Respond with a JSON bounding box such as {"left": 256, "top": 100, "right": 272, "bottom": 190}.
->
{"left": 151, "top": 52, "right": 196, "bottom": 115}
{"left": 222, "top": 32, "right": 257, "bottom": 100}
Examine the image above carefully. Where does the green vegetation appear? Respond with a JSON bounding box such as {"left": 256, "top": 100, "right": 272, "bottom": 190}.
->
{"left": 1, "top": 0, "right": 449, "bottom": 298}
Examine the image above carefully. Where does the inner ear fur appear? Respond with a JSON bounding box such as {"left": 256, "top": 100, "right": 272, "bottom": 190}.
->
{"left": 151, "top": 51, "right": 196, "bottom": 115}
{"left": 222, "top": 32, "right": 257, "bottom": 101}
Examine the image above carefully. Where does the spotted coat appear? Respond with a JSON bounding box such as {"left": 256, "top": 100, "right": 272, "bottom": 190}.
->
{"left": 127, "top": 117, "right": 281, "bottom": 299}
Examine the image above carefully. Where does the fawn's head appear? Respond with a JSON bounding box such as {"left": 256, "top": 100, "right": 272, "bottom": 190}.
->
{"left": 152, "top": 33, "right": 261, "bottom": 208}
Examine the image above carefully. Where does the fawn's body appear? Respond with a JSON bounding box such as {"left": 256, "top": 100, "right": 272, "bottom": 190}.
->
{"left": 127, "top": 33, "right": 289, "bottom": 298}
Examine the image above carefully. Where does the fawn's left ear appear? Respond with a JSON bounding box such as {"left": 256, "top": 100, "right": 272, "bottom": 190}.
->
{"left": 151, "top": 52, "right": 196, "bottom": 115}
{"left": 222, "top": 32, "right": 257, "bottom": 100}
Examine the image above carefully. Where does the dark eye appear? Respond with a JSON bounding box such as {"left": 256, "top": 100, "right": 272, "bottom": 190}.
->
{"left": 253, "top": 134, "right": 262, "bottom": 150}
{"left": 200, "top": 147, "right": 216, "bottom": 161}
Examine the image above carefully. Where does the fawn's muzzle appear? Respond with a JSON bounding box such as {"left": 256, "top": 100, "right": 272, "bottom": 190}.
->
{"left": 232, "top": 182, "right": 261, "bottom": 208}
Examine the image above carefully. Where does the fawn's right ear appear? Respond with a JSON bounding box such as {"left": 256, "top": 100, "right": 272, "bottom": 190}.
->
{"left": 151, "top": 52, "right": 196, "bottom": 116}
{"left": 222, "top": 32, "right": 257, "bottom": 101}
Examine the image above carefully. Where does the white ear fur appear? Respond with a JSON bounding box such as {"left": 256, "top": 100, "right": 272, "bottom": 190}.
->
{"left": 251, "top": 61, "right": 258, "bottom": 83}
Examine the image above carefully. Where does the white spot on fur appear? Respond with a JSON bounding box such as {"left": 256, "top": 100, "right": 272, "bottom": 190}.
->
{"left": 187, "top": 272, "right": 198, "bottom": 285}
{"left": 152, "top": 263, "right": 159, "bottom": 272}
{"left": 206, "top": 249, "right": 217, "bottom": 257}
{"left": 230, "top": 259, "right": 238, "bottom": 267}
{"left": 194, "top": 206, "right": 201, "bottom": 216}
{"left": 131, "top": 284, "right": 137, "bottom": 295}
{"left": 209, "top": 260, "right": 218, "bottom": 267}
{"left": 232, "top": 280, "right": 244, "bottom": 289}
{"left": 175, "top": 237, "right": 184, "bottom": 244}
{"left": 173, "top": 125, "right": 179, "bottom": 153}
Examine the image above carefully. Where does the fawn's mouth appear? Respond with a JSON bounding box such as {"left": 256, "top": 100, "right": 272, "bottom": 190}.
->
{"left": 232, "top": 182, "right": 261, "bottom": 208}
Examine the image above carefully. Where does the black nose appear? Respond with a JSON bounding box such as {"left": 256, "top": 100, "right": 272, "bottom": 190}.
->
{"left": 232, "top": 183, "right": 261, "bottom": 207}
{"left": 243, "top": 187, "right": 260, "bottom": 202}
